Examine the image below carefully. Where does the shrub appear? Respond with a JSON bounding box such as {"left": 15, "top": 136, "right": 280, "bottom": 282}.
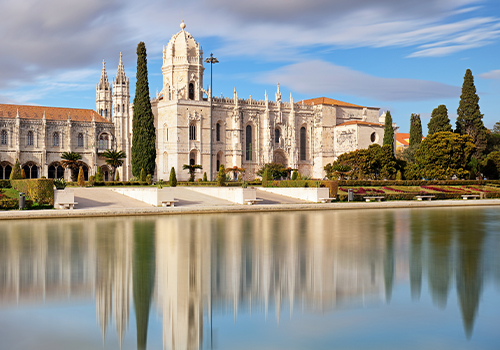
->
{"left": 291, "top": 170, "right": 298, "bottom": 180}
{"left": 11, "top": 179, "right": 54, "bottom": 205}
{"left": 10, "top": 159, "right": 22, "bottom": 180}
{"left": 146, "top": 174, "right": 152, "bottom": 185}
{"left": 53, "top": 178, "right": 67, "bottom": 189}
{"left": 0, "top": 180, "right": 11, "bottom": 188}
{"left": 21, "top": 169, "right": 27, "bottom": 179}
{"left": 203, "top": 172, "right": 207, "bottom": 182}
{"left": 217, "top": 164, "right": 226, "bottom": 187}
{"left": 169, "top": 167, "right": 177, "bottom": 187}
{"left": 96, "top": 167, "right": 104, "bottom": 182}
{"left": 77, "top": 167, "right": 85, "bottom": 187}
{"left": 88, "top": 175, "right": 96, "bottom": 187}
{"left": 262, "top": 168, "right": 269, "bottom": 187}
{"left": 115, "top": 170, "right": 120, "bottom": 181}
{"left": 322, "top": 180, "right": 339, "bottom": 197}
{"left": 140, "top": 168, "right": 146, "bottom": 182}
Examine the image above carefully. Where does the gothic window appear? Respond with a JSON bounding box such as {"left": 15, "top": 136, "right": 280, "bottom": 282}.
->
{"left": 99, "top": 134, "right": 109, "bottom": 150}
{"left": 189, "top": 150, "right": 197, "bottom": 165}
{"left": 370, "top": 132, "right": 376, "bottom": 143}
{"left": 53, "top": 132, "right": 60, "bottom": 147}
{"left": 104, "top": 109, "right": 108, "bottom": 118}
{"left": 246, "top": 125, "right": 252, "bottom": 161}
{"left": 78, "top": 133, "right": 84, "bottom": 147}
{"left": 189, "top": 83, "right": 194, "bottom": 100}
{"left": 275, "top": 128, "right": 280, "bottom": 144}
{"left": 22, "top": 162, "right": 38, "bottom": 179}
{"left": 117, "top": 104, "right": 120, "bottom": 113}
{"left": 216, "top": 122, "right": 221, "bottom": 142}
{"left": 1, "top": 130, "right": 7, "bottom": 145}
{"left": 122, "top": 104, "right": 125, "bottom": 113}
{"left": 48, "top": 163, "right": 64, "bottom": 179}
{"left": 27, "top": 131, "right": 34, "bottom": 146}
{"left": 300, "top": 127, "right": 306, "bottom": 161}
{"left": 0, "top": 162, "right": 12, "bottom": 179}
{"left": 168, "top": 86, "right": 172, "bottom": 100}
{"left": 189, "top": 124, "right": 196, "bottom": 140}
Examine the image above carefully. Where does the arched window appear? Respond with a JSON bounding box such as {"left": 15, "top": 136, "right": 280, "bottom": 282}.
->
{"left": 189, "top": 150, "right": 197, "bottom": 166}
{"left": 77, "top": 133, "right": 84, "bottom": 147}
{"left": 370, "top": 132, "right": 376, "bottom": 143}
{"left": 1, "top": 130, "right": 7, "bottom": 145}
{"left": 275, "top": 128, "right": 280, "bottom": 144}
{"left": 246, "top": 125, "right": 252, "bottom": 161}
{"left": 27, "top": 131, "right": 34, "bottom": 146}
{"left": 189, "top": 124, "right": 196, "bottom": 140}
{"left": 53, "top": 132, "right": 60, "bottom": 147}
{"left": 22, "top": 162, "right": 38, "bottom": 179}
{"left": 99, "top": 134, "right": 109, "bottom": 150}
{"left": 48, "top": 163, "right": 65, "bottom": 179}
{"left": 1, "top": 162, "right": 12, "bottom": 179}
{"left": 189, "top": 83, "right": 194, "bottom": 100}
{"left": 100, "top": 109, "right": 103, "bottom": 116}
{"left": 122, "top": 104, "right": 125, "bottom": 113}
{"left": 216, "top": 122, "right": 221, "bottom": 142}
{"left": 117, "top": 104, "right": 120, "bottom": 113}
{"left": 300, "top": 127, "right": 306, "bottom": 161}
{"left": 104, "top": 109, "right": 108, "bottom": 118}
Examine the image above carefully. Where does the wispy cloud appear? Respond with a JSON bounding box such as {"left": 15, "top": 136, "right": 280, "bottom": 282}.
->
{"left": 478, "top": 69, "right": 500, "bottom": 79}
{"left": 260, "top": 60, "right": 460, "bottom": 101}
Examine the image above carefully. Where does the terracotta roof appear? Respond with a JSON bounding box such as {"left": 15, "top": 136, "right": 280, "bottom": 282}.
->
{"left": 337, "top": 121, "right": 384, "bottom": 127}
{"left": 396, "top": 133, "right": 410, "bottom": 146}
{"left": 0, "top": 104, "right": 111, "bottom": 123}
{"left": 298, "top": 97, "right": 365, "bottom": 108}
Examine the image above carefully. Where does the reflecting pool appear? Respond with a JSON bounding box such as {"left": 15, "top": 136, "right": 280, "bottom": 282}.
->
{"left": 0, "top": 207, "right": 499, "bottom": 349}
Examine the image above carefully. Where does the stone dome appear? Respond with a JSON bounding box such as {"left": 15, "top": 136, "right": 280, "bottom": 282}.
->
{"left": 165, "top": 21, "right": 200, "bottom": 59}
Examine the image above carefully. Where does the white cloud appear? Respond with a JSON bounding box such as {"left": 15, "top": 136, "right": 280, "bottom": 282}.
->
{"left": 478, "top": 69, "right": 500, "bottom": 79}
{"left": 261, "top": 60, "right": 460, "bottom": 101}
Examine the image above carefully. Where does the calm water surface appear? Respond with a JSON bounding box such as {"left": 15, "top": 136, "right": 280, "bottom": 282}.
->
{"left": 0, "top": 207, "right": 499, "bottom": 350}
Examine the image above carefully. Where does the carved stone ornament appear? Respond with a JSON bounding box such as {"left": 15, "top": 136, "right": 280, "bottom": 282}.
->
{"left": 188, "top": 111, "right": 201, "bottom": 122}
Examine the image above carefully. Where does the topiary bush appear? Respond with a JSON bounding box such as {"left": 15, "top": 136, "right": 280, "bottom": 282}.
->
{"left": 96, "top": 167, "right": 104, "bottom": 182}
{"left": 140, "top": 168, "right": 146, "bottom": 182}
{"left": 77, "top": 167, "right": 85, "bottom": 187}
{"left": 11, "top": 179, "right": 54, "bottom": 205}
{"left": 146, "top": 174, "right": 152, "bottom": 185}
{"left": 217, "top": 164, "right": 226, "bottom": 186}
{"left": 169, "top": 167, "right": 177, "bottom": 187}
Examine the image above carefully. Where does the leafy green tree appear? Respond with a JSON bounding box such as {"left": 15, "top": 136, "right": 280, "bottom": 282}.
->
{"left": 383, "top": 111, "right": 394, "bottom": 153}
{"left": 456, "top": 69, "right": 487, "bottom": 158}
{"left": 61, "top": 152, "right": 84, "bottom": 182}
{"left": 482, "top": 151, "right": 500, "bottom": 179}
{"left": 169, "top": 167, "right": 177, "bottom": 187}
{"left": 331, "top": 144, "right": 396, "bottom": 179}
{"left": 9, "top": 159, "right": 22, "bottom": 180}
{"left": 324, "top": 163, "right": 351, "bottom": 180}
{"left": 414, "top": 131, "right": 475, "bottom": 179}
{"left": 96, "top": 167, "right": 104, "bottom": 182}
{"left": 102, "top": 149, "right": 126, "bottom": 181}
{"left": 256, "top": 162, "right": 288, "bottom": 180}
{"left": 217, "top": 164, "right": 226, "bottom": 186}
{"left": 493, "top": 121, "right": 500, "bottom": 134}
{"left": 428, "top": 105, "right": 452, "bottom": 135}
{"left": 183, "top": 164, "right": 202, "bottom": 182}
{"left": 132, "top": 42, "right": 156, "bottom": 177}
{"left": 77, "top": 166, "right": 85, "bottom": 187}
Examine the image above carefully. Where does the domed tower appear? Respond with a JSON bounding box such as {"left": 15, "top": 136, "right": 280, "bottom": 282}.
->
{"left": 162, "top": 20, "right": 205, "bottom": 101}
{"left": 96, "top": 60, "right": 112, "bottom": 120}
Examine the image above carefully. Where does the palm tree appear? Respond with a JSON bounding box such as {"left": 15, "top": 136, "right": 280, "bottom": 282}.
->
{"left": 60, "top": 152, "right": 84, "bottom": 181}
{"left": 225, "top": 166, "right": 245, "bottom": 181}
{"left": 182, "top": 164, "right": 202, "bottom": 182}
{"left": 102, "top": 149, "right": 126, "bottom": 181}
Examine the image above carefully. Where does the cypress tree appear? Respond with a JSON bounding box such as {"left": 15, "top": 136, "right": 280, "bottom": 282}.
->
{"left": 132, "top": 42, "right": 156, "bottom": 177}
{"left": 10, "top": 159, "right": 22, "bottom": 180}
{"left": 169, "top": 167, "right": 177, "bottom": 187}
{"left": 96, "top": 167, "right": 104, "bottom": 182}
{"left": 428, "top": 105, "right": 452, "bottom": 135}
{"left": 217, "top": 164, "right": 226, "bottom": 186}
{"left": 456, "top": 69, "right": 487, "bottom": 157}
{"left": 409, "top": 113, "right": 422, "bottom": 148}
{"left": 140, "top": 168, "right": 146, "bottom": 182}
{"left": 383, "top": 111, "right": 394, "bottom": 153}
{"left": 77, "top": 167, "right": 85, "bottom": 187}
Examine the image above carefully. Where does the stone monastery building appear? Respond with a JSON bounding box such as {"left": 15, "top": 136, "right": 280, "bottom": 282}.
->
{"left": 0, "top": 21, "right": 390, "bottom": 182}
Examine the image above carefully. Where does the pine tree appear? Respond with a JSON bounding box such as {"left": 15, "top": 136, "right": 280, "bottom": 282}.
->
{"left": 10, "top": 159, "right": 22, "bottom": 180}
{"left": 77, "top": 166, "right": 85, "bottom": 187}
{"left": 169, "top": 167, "right": 177, "bottom": 187}
{"left": 428, "top": 105, "right": 452, "bottom": 135}
{"left": 409, "top": 113, "right": 422, "bottom": 148}
{"left": 383, "top": 111, "right": 394, "bottom": 153}
{"left": 456, "top": 69, "right": 487, "bottom": 158}
{"left": 132, "top": 42, "right": 156, "bottom": 177}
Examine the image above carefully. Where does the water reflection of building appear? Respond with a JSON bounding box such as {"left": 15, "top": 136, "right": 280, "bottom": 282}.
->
{"left": 0, "top": 210, "right": 499, "bottom": 347}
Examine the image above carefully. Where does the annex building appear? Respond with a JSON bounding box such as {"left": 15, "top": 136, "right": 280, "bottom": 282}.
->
{"left": 0, "top": 21, "right": 391, "bottom": 182}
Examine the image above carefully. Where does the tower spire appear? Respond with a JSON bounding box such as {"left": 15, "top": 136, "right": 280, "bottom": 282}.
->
{"left": 98, "top": 60, "right": 110, "bottom": 90}
{"left": 115, "top": 53, "right": 127, "bottom": 85}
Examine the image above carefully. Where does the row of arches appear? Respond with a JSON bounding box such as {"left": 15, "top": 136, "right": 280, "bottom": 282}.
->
{"left": 0, "top": 130, "right": 111, "bottom": 149}
{"left": 0, "top": 162, "right": 112, "bottom": 181}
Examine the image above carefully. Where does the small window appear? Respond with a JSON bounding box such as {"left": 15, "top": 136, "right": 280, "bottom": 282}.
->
{"left": 78, "top": 133, "right": 84, "bottom": 147}
{"left": 104, "top": 109, "right": 108, "bottom": 118}
{"left": 122, "top": 104, "right": 125, "bottom": 113}
{"left": 216, "top": 123, "right": 221, "bottom": 142}
{"left": 300, "top": 127, "right": 306, "bottom": 161}
{"left": 189, "top": 124, "right": 196, "bottom": 140}
{"left": 370, "top": 132, "right": 376, "bottom": 143}
{"left": 275, "top": 128, "right": 280, "bottom": 144}
{"left": 117, "top": 104, "right": 120, "bottom": 113}
{"left": 1, "top": 130, "right": 7, "bottom": 145}
{"left": 189, "top": 83, "right": 194, "bottom": 100}
{"left": 27, "top": 131, "right": 34, "bottom": 146}
{"left": 53, "top": 132, "right": 60, "bottom": 147}
{"left": 246, "top": 125, "right": 252, "bottom": 161}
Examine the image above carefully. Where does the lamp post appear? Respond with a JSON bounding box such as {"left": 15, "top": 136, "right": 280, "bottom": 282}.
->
{"left": 204, "top": 53, "right": 218, "bottom": 181}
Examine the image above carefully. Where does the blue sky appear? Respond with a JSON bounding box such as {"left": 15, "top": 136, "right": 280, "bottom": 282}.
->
{"left": 0, "top": 0, "right": 499, "bottom": 133}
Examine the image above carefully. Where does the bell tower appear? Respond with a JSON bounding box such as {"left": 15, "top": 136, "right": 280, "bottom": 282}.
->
{"left": 161, "top": 20, "right": 205, "bottom": 101}
{"left": 112, "top": 53, "right": 131, "bottom": 180}
{"left": 96, "top": 60, "right": 112, "bottom": 121}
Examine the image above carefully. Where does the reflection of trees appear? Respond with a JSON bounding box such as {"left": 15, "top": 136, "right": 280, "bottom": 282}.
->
{"left": 455, "top": 210, "right": 485, "bottom": 339}
{"left": 384, "top": 211, "right": 395, "bottom": 303}
{"left": 409, "top": 211, "right": 423, "bottom": 300}
{"left": 133, "top": 220, "right": 156, "bottom": 350}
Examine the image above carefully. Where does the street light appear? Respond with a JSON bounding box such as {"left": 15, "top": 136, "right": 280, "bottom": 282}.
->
{"left": 204, "top": 53, "right": 218, "bottom": 181}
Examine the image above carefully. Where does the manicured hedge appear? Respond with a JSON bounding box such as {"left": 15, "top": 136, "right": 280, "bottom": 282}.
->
{"left": 0, "top": 180, "right": 11, "bottom": 188}
{"left": 10, "top": 179, "right": 54, "bottom": 205}
{"left": 0, "top": 197, "right": 33, "bottom": 209}
{"left": 336, "top": 180, "right": 500, "bottom": 186}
